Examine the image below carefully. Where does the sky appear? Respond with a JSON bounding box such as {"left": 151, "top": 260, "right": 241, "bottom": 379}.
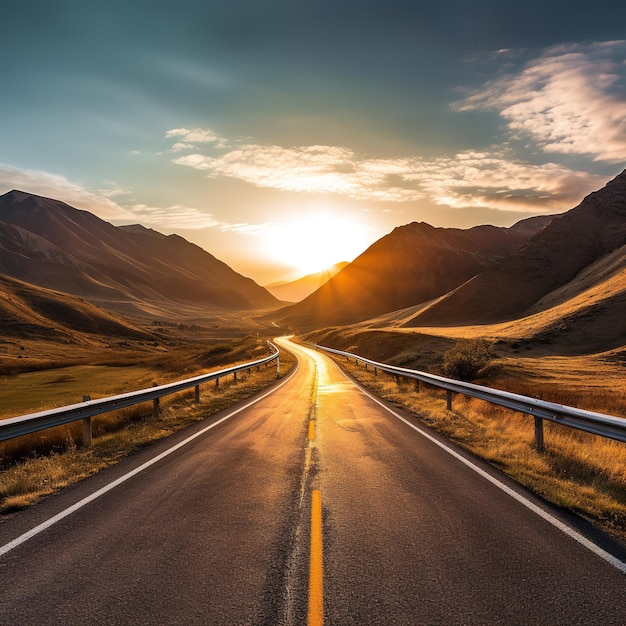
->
{"left": 1, "top": 1, "right": 626, "bottom": 284}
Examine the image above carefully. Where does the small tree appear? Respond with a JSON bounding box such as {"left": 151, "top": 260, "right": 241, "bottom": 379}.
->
{"left": 442, "top": 338, "right": 494, "bottom": 381}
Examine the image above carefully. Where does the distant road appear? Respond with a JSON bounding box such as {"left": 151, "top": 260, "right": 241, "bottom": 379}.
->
{"left": 1, "top": 338, "right": 625, "bottom": 625}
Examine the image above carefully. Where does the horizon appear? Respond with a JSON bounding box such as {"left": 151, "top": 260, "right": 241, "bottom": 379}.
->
{"left": 1, "top": 2, "right": 626, "bottom": 284}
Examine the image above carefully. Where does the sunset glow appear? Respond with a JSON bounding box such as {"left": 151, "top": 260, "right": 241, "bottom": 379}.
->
{"left": 266, "top": 215, "right": 372, "bottom": 276}
{"left": 0, "top": 3, "right": 625, "bottom": 284}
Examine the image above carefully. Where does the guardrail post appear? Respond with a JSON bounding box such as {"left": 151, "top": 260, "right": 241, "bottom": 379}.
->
{"left": 446, "top": 390, "right": 452, "bottom": 410}
{"left": 152, "top": 383, "right": 159, "bottom": 418}
{"left": 215, "top": 377, "right": 220, "bottom": 388}
{"left": 534, "top": 416, "right": 545, "bottom": 452}
{"left": 276, "top": 356, "right": 281, "bottom": 378}
{"left": 234, "top": 371, "right": 238, "bottom": 382}
{"left": 82, "top": 395, "right": 92, "bottom": 447}
{"left": 414, "top": 379, "right": 420, "bottom": 393}
{"left": 374, "top": 367, "right": 378, "bottom": 376}
{"left": 194, "top": 384, "right": 200, "bottom": 403}
{"left": 365, "top": 363, "right": 368, "bottom": 371}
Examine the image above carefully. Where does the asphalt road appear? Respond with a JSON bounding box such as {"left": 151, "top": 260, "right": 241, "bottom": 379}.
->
{"left": 1, "top": 337, "right": 625, "bottom": 625}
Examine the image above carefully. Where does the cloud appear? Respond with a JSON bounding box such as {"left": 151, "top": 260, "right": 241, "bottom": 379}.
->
{"left": 172, "top": 145, "right": 426, "bottom": 202}
{"left": 0, "top": 164, "right": 133, "bottom": 219}
{"left": 407, "top": 151, "right": 606, "bottom": 212}
{"left": 168, "top": 131, "right": 603, "bottom": 213}
{"left": 128, "top": 203, "right": 223, "bottom": 230}
{"left": 165, "top": 127, "right": 229, "bottom": 149}
{"left": 218, "top": 222, "right": 276, "bottom": 236}
{"left": 454, "top": 40, "right": 626, "bottom": 163}
{"left": 0, "top": 163, "right": 268, "bottom": 235}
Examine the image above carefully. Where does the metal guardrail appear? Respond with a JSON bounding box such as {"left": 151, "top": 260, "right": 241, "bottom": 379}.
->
{"left": 0, "top": 343, "right": 280, "bottom": 447}
{"left": 315, "top": 344, "right": 626, "bottom": 451}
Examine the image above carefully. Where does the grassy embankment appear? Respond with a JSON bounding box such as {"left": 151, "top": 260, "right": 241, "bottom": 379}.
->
{"left": 307, "top": 329, "right": 626, "bottom": 541}
{"left": 0, "top": 335, "right": 294, "bottom": 513}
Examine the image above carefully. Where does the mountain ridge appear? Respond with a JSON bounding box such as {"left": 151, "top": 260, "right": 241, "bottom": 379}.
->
{"left": 0, "top": 190, "right": 278, "bottom": 316}
{"left": 406, "top": 169, "right": 626, "bottom": 326}
{"left": 275, "top": 217, "right": 549, "bottom": 328}
{"left": 265, "top": 262, "right": 349, "bottom": 302}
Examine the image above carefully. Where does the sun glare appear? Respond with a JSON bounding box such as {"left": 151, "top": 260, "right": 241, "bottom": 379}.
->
{"left": 268, "top": 214, "right": 371, "bottom": 277}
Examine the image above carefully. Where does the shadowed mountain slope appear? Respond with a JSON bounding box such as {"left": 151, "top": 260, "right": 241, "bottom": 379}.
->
{"left": 0, "top": 273, "right": 152, "bottom": 342}
{"left": 0, "top": 190, "right": 278, "bottom": 315}
{"left": 276, "top": 219, "right": 548, "bottom": 328}
{"left": 406, "top": 169, "right": 626, "bottom": 326}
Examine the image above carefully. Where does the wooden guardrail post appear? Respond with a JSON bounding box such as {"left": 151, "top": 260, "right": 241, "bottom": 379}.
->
{"left": 194, "top": 384, "right": 200, "bottom": 403}
{"left": 82, "top": 395, "right": 92, "bottom": 447}
{"left": 534, "top": 416, "right": 545, "bottom": 452}
{"left": 446, "top": 389, "right": 452, "bottom": 410}
{"left": 152, "top": 383, "right": 159, "bottom": 418}
{"left": 414, "top": 379, "right": 420, "bottom": 393}
{"left": 276, "top": 356, "right": 281, "bottom": 378}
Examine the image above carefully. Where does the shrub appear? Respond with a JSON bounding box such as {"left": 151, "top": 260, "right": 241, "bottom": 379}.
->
{"left": 442, "top": 339, "right": 494, "bottom": 381}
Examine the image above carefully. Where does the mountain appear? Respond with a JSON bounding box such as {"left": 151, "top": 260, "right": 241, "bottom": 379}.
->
{"left": 0, "top": 190, "right": 278, "bottom": 316}
{"left": 276, "top": 218, "right": 549, "bottom": 328}
{"left": 406, "top": 169, "right": 626, "bottom": 327}
{"left": 265, "top": 262, "right": 349, "bottom": 302}
{"left": 0, "top": 273, "right": 151, "bottom": 341}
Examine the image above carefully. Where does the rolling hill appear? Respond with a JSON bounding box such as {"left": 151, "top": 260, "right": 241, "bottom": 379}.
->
{"left": 0, "top": 273, "right": 152, "bottom": 342}
{"left": 276, "top": 218, "right": 550, "bottom": 328}
{"left": 0, "top": 190, "right": 279, "bottom": 317}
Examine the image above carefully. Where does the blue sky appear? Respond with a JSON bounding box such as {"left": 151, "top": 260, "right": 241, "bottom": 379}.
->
{"left": 1, "top": 1, "right": 626, "bottom": 282}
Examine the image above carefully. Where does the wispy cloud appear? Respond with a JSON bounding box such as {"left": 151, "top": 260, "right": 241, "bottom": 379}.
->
{"left": 0, "top": 165, "right": 133, "bottom": 219}
{"left": 218, "top": 221, "right": 275, "bottom": 236}
{"left": 167, "top": 132, "right": 603, "bottom": 213}
{"left": 0, "top": 163, "right": 267, "bottom": 234}
{"left": 409, "top": 151, "right": 605, "bottom": 211}
{"left": 454, "top": 40, "right": 626, "bottom": 163}
{"left": 165, "top": 127, "right": 229, "bottom": 149}
{"left": 129, "top": 203, "right": 223, "bottom": 230}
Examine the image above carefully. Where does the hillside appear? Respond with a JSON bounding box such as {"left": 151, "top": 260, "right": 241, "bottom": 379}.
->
{"left": 0, "top": 190, "right": 278, "bottom": 316}
{"left": 265, "top": 262, "right": 349, "bottom": 302}
{"left": 276, "top": 218, "right": 548, "bottom": 329}
{"left": 0, "top": 273, "right": 152, "bottom": 342}
{"left": 406, "top": 169, "right": 626, "bottom": 326}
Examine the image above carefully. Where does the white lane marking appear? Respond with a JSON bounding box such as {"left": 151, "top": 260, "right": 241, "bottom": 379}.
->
{"left": 296, "top": 341, "right": 626, "bottom": 575}
{"left": 0, "top": 361, "right": 299, "bottom": 559}
{"left": 357, "top": 382, "right": 626, "bottom": 574}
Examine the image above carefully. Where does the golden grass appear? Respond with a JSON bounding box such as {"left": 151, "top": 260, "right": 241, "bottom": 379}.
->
{"left": 331, "top": 354, "right": 626, "bottom": 540}
{"left": 0, "top": 345, "right": 294, "bottom": 514}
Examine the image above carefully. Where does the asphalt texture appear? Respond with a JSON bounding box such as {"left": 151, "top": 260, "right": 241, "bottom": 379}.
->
{"left": 0, "top": 337, "right": 625, "bottom": 625}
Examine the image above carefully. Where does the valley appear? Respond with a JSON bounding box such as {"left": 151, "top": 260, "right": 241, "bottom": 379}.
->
{"left": 2, "top": 173, "right": 626, "bottom": 541}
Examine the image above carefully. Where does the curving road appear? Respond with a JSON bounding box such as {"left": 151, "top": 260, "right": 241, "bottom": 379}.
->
{"left": 0, "top": 337, "right": 625, "bottom": 625}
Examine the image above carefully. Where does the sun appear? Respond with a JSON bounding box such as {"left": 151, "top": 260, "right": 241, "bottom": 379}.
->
{"left": 267, "top": 214, "right": 371, "bottom": 277}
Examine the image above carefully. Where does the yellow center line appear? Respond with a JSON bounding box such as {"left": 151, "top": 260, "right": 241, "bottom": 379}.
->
{"left": 308, "top": 420, "right": 316, "bottom": 441}
{"left": 308, "top": 489, "right": 324, "bottom": 626}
